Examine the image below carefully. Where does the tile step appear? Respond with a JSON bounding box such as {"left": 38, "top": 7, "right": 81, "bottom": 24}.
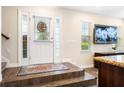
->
{"left": 33, "top": 72, "right": 97, "bottom": 87}
{"left": 1, "top": 63, "right": 97, "bottom": 87}
{"left": 2, "top": 69, "right": 85, "bottom": 87}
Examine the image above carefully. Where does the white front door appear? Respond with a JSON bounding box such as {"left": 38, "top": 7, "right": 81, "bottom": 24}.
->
{"left": 19, "top": 11, "right": 62, "bottom": 66}
{"left": 29, "top": 15, "right": 54, "bottom": 64}
{"left": 29, "top": 41, "right": 54, "bottom": 64}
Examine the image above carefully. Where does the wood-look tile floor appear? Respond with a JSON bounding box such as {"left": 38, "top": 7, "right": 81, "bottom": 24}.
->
{"left": 85, "top": 67, "right": 98, "bottom": 87}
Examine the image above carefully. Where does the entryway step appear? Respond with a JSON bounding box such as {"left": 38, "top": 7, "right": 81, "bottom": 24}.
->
{"left": 33, "top": 72, "right": 97, "bottom": 87}
{"left": 1, "top": 63, "right": 85, "bottom": 87}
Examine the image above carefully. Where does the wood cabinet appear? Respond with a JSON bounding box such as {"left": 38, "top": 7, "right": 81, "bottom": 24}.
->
{"left": 98, "top": 62, "right": 124, "bottom": 87}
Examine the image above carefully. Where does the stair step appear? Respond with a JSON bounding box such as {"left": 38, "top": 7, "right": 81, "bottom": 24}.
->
{"left": 33, "top": 72, "right": 97, "bottom": 87}
{"left": 1, "top": 63, "right": 86, "bottom": 87}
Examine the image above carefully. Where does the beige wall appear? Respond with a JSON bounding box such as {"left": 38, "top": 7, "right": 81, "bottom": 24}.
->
{"left": 2, "top": 6, "right": 124, "bottom": 68}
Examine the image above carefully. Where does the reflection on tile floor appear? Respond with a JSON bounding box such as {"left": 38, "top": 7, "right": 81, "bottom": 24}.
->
{"left": 85, "top": 67, "right": 98, "bottom": 87}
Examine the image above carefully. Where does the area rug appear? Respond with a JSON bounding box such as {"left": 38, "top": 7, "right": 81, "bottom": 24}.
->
{"left": 17, "top": 63, "right": 69, "bottom": 76}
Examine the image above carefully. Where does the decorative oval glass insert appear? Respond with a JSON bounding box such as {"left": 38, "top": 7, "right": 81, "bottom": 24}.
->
{"left": 37, "top": 21, "right": 47, "bottom": 32}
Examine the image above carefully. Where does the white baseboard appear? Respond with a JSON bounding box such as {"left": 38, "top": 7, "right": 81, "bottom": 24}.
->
{"left": 62, "top": 58, "right": 72, "bottom": 63}
{"left": 6, "top": 62, "right": 18, "bottom": 68}
{"left": 62, "top": 59, "right": 93, "bottom": 69}
{"left": 1, "top": 56, "right": 19, "bottom": 68}
{"left": 77, "top": 64, "right": 93, "bottom": 69}
{"left": 2, "top": 56, "right": 10, "bottom": 63}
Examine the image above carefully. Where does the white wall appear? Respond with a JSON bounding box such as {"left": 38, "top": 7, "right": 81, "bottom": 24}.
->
{"left": 2, "top": 6, "right": 124, "bottom": 68}
{"left": 0, "top": 6, "right": 2, "bottom": 81}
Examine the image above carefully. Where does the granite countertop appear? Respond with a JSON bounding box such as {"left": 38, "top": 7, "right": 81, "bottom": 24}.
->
{"left": 94, "top": 57, "right": 124, "bottom": 68}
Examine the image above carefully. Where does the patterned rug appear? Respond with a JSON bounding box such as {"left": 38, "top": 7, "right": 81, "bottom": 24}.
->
{"left": 17, "top": 63, "right": 69, "bottom": 76}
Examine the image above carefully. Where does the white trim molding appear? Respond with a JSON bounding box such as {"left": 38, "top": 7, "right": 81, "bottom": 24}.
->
{"left": 2, "top": 56, "right": 10, "bottom": 63}
{"left": 18, "top": 9, "right": 22, "bottom": 66}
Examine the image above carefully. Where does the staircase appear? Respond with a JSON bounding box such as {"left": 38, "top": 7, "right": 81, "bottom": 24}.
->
{"left": 0, "top": 63, "right": 97, "bottom": 87}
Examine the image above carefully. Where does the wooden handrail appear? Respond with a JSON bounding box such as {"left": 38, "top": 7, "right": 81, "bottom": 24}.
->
{"left": 1, "top": 33, "right": 10, "bottom": 39}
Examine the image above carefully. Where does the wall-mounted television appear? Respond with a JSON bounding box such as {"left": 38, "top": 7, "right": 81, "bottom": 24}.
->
{"left": 94, "top": 24, "right": 118, "bottom": 44}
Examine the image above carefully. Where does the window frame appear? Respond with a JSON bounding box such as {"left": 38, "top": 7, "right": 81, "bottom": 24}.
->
{"left": 81, "top": 21, "right": 91, "bottom": 51}
{"left": 33, "top": 16, "right": 51, "bottom": 42}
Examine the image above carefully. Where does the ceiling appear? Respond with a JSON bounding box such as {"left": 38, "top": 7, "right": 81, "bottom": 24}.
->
{"left": 62, "top": 6, "right": 124, "bottom": 19}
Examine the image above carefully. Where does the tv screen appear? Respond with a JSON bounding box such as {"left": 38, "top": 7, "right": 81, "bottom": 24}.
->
{"left": 94, "top": 24, "right": 118, "bottom": 44}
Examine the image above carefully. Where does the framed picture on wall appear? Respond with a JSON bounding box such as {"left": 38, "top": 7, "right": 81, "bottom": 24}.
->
{"left": 94, "top": 24, "right": 118, "bottom": 44}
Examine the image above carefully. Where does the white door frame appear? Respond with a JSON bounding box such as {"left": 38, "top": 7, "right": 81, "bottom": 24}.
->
{"left": 18, "top": 8, "right": 62, "bottom": 66}
{"left": 54, "top": 16, "right": 62, "bottom": 63}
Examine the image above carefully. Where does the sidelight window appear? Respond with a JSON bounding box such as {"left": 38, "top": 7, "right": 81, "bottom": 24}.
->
{"left": 22, "top": 15, "right": 29, "bottom": 58}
